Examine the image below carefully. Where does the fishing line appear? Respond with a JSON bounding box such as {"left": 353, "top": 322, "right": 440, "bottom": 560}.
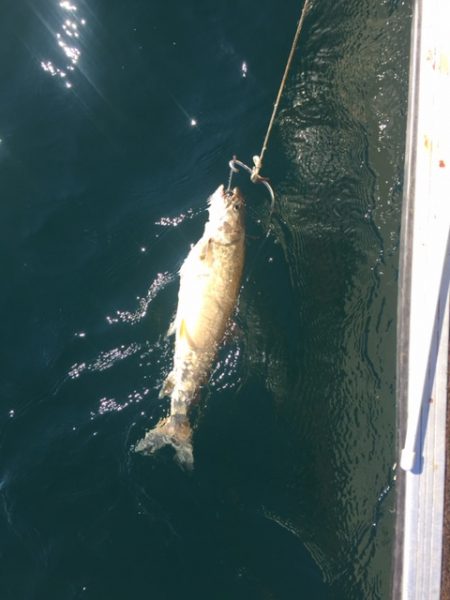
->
{"left": 227, "top": 0, "right": 311, "bottom": 211}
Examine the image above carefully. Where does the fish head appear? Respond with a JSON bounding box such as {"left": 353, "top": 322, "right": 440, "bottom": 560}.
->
{"left": 207, "top": 185, "right": 245, "bottom": 242}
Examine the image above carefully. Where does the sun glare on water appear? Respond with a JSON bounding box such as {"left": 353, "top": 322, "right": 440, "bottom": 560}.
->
{"left": 40, "top": 1, "right": 86, "bottom": 89}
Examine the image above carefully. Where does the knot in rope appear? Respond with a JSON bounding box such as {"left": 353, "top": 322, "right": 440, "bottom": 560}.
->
{"left": 250, "top": 155, "right": 263, "bottom": 183}
{"left": 227, "top": 156, "right": 275, "bottom": 217}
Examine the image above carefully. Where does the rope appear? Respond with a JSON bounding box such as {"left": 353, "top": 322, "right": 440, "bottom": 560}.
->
{"left": 252, "top": 0, "right": 310, "bottom": 182}
{"left": 226, "top": 1, "right": 310, "bottom": 228}
{"left": 228, "top": 158, "right": 275, "bottom": 210}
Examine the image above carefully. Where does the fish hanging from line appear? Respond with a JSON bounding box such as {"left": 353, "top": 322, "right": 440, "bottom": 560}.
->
{"left": 135, "top": 185, "right": 245, "bottom": 469}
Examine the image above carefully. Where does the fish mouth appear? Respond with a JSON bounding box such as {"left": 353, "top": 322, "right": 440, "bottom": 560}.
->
{"left": 223, "top": 186, "right": 244, "bottom": 207}
{"left": 208, "top": 185, "right": 244, "bottom": 216}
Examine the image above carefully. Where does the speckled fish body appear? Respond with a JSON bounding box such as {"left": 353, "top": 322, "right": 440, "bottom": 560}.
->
{"left": 135, "top": 185, "right": 245, "bottom": 467}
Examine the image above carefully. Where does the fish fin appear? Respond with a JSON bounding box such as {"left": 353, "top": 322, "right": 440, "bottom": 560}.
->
{"left": 158, "top": 371, "right": 175, "bottom": 399}
{"left": 199, "top": 238, "right": 214, "bottom": 264}
{"left": 178, "top": 318, "right": 198, "bottom": 350}
{"left": 166, "top": 317, "right": 177, "bottom": 337}
{"left": 178, "top": 319, "right": 188, "bottom": 339}
{"left": 135, "top": 415, "right": 194, "bottom": 469}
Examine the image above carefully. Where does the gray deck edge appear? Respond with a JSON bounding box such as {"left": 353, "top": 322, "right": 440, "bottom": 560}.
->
{"left": 392, "top": 0, "right": 422, "bottom": 597}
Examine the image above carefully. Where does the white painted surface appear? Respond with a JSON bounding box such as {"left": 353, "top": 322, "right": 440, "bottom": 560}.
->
{"left": 399, "top": 0, "right": 450, "bottom": 597}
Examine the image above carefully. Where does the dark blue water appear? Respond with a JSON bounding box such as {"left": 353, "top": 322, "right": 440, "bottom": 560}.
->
{"left": 1, "top": 1, "right": 411, "bottom": 598}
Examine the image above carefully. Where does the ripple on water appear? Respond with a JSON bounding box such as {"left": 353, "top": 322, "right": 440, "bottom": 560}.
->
{"left": 1, "top": 0, "right": 410, "bottom": 596}
{"left": 248, "top": 1, "right": 409, "bottom": 595}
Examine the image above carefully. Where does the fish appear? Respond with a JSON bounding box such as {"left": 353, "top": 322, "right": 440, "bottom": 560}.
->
{"left": 135, "top": 184, "right": 245, "bottom": 468}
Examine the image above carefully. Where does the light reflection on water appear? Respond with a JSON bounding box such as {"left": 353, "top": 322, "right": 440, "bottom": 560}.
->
{"left": 40, "top": 0, "right": 86, "bottom": 89}
{"left": 1, "top": 0, "right": 412, "bottom": 597}
{"left": 155, "top": 209, "right": 195, "bottom": 228}
{"left": 105, "top": 271, "right": 175, "bottom": 325}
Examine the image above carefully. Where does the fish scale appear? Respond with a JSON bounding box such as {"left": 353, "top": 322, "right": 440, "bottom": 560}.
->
{"left": 135, "top": 185, "right": 245, "bottom": 468}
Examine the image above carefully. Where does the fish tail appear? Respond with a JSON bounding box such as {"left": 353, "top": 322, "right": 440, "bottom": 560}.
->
{"left": 135, "top": 414, "right": 194, "bottom": 469}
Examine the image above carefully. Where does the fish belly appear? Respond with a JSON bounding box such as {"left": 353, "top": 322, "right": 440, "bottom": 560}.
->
{"left": 172, "top": 234, "right": 244, "bottom": 397}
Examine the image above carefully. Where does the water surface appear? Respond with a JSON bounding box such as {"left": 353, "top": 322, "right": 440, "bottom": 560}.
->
{"left": 1, "top": 0, "right": 411, "bottom": 598}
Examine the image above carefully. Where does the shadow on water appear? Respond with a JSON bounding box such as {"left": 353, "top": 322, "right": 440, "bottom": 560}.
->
{"left": 0, "top": 0, "right": 411, "bottom": 598}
